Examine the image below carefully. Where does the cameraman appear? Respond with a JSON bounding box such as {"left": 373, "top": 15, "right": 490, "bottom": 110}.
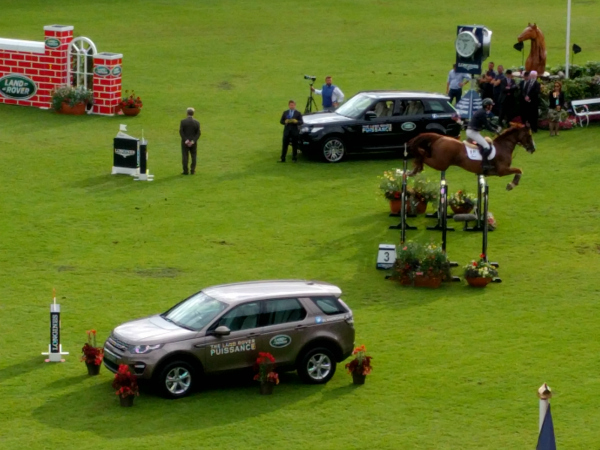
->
{"left": 311, "top": 76, "right": 344, "bottom": 111}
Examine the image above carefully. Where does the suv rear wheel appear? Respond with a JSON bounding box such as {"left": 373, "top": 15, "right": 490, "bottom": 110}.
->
{"left": 297, "top": 347, "right": 337, "bottom": 384}
{"left": 157, "top": 360, "right": 195, "bottom": 399}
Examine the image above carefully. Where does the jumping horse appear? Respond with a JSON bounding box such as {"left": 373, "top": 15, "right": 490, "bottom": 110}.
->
{"left": 517, "top": 23, "right": 547, "bottom": 75}
{"left": 406, "top": 124, "right": 536, "bottom": 191}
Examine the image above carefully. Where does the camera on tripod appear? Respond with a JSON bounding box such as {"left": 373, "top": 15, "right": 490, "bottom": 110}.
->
{"left": 303, "top": 75, "right": 318, "bottom": 114}
{"left": 304, "top": 75, "right": 317, "bottom": 82}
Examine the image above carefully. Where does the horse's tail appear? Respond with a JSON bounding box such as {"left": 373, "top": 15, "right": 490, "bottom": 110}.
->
{"left": 408, "top": 134, "right": 441, "bottom": 158}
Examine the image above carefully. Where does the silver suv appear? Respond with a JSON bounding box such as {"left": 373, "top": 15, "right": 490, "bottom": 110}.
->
{"left": 103, "top": 280, "right": 355, "bottom": 398}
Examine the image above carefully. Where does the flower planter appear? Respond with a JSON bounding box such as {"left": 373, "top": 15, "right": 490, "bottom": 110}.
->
{"left": 466, "top": 277, "right": 492, "bottom": 288}
{"left": 352, "top": 372, "right": 366, "bottom": 385}
{"left": 414, "top": 274, "right": 442, "bottom": 288}
{"left": 119, "top": 395, "right": 135, "bottom": 407}
{"left": 450, "top": 205, "right": 474, "bottom": 215}
{"left": 121, "top": 107, "right": 141, "bottom": 116}
{"left": 406, "top": 200, "right": 428, "bottom": 215}
{"left": 86, "top": 362, "right": 101, "bottom": 376}
{"left": 259, "top": 382, "right": 275, "bottom": 395}
{"left": 60, "top": 101, "right": 86, "bottom": 115}
{"left": 389, "top": 198, "right": 402, "bottom": 214}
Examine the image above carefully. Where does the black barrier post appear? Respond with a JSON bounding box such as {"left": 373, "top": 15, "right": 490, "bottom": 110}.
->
{"left": 427, "top": 172, "right": 455, "bottom": 232}
{"left": 481, "top": 182, "right": 501, "bottom": 279}
{"left": 389, "top": 144, "right": 417, "bottom": 239}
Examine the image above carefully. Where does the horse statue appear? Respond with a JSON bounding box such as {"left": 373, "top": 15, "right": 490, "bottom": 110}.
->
{"left": 517, "top": 23, "right": 547, "bottom": 75}
{"left": 406, "top": 124, "right": 536, "bottom": 191}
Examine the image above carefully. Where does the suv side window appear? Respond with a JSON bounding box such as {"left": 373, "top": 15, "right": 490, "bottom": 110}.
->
{"left": 214, "top": 302, "right": 260, "bottom": 332}
{"left": 423, "top": 100, "right": 447, "bottom": 113}
{"left": 262, "top": 298, "right": 306, "bottom": 326}
{"left": 310, "top": 297, "right": 347, "bottom": 315}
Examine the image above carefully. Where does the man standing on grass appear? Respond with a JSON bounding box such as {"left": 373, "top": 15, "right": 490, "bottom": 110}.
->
{"left": 446, "top": 64, "right": 470, "bottom": 105}
{"left": 311, "top": 76, "right": 344, "bottom": 111}
{"left": 179, "top": 107, "right": 201, "bottom": 175}
{"left": 279, "top": 100, "right": 303, "bottom": 162}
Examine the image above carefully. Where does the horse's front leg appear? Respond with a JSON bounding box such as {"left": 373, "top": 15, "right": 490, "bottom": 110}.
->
{"left": 406, "top": 156, "right": 424, "bottom": 177}
{"left": 496, "top": 166, "right": 523, "bottom": 190}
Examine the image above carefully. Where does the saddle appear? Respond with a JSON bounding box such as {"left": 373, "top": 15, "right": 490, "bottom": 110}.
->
{"left": 463, "top": 137, "right": 496, "bottom": 161}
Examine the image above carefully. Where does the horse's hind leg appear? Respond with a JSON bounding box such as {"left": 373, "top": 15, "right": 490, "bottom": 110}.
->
{"left": 497, "top": 167, "right": 523, "bottom": 191}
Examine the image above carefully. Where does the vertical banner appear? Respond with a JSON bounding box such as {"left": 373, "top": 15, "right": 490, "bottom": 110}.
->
{"left": 50, "top": 303, "right": 60, "bottom": 353}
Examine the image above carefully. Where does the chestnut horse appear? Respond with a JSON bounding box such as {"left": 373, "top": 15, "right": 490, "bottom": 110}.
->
{"left": 517, "top": 23, "right": 547, "bottom": 75}
{"left": 406, "top": 125, "right": 536, "bottom": 191}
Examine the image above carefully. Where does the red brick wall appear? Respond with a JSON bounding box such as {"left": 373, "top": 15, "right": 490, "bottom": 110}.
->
{"left": 0, "top": 25, "right": 122, "bottom": 116}
{"left": 93, "top": 54, "right": 122, "bottom": 115}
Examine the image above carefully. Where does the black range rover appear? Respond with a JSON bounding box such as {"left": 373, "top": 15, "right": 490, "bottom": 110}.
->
{"left": 299, "top": 91, "right": 461, "bottom": 162}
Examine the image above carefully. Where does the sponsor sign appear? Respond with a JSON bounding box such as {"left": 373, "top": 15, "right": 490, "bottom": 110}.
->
{"left": 362, "top": 124, "right": 392, "bottom": 133}
{"left": 50, "top": 312, "right": 60, "bottom": 353}
{"left": 115, "top": 149, "right": 136, "bottom": 158}
{"left": 269, "top": 335, "right": 291, "bottom": 348}
{"left": 94, "top": 66, "right": 110, "bottom": 77}
{"left": 0, "top": 74, "right": 37, "bottom": 100}
{"left": 45, "top": 38, "right": 61, "bottom": 48}
{"left": 111, "top": 65, "right": 122, "bottom": 76}
{"left": 210, "top": 338, "right": 256, "bottom": 356}
{"left": 401, "top": 122, "right": 416, "bottom": 131}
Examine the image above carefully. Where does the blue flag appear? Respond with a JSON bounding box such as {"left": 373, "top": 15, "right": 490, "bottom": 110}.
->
{"left": 536, "top": 403, "right": 556, "bottom": 450}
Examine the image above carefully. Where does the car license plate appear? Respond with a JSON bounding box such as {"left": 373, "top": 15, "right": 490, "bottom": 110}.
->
{"left": 104, "top": 351, "right": 118, "bottom": 364}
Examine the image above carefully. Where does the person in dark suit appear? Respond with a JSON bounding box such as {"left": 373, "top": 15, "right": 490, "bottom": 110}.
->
{"left": 279, "top": 100, "right": 303, "bottom": 162}
{"left": 179, "top": 107, "right": 201, "bottom": 175}
{"left": 520, "top": 70, "right": 540, "bottom": 132}
{"left": 498, "top": 70, "right": 518, "bottom": 127}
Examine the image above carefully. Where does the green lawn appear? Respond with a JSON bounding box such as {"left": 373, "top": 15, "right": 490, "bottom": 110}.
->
{"left": 1, "top": 1, "right": 599, "bottom": 448}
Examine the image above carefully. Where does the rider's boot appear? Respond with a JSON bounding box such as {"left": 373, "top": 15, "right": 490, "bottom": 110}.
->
{"left": 480, "top": 145, "right": 494, "bottom": 172}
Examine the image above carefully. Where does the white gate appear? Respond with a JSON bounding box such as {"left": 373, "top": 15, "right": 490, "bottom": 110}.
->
{"left": 68, "top": 37, "right": 97, "bottom": 89}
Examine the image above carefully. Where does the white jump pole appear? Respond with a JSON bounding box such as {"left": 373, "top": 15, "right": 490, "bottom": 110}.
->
{"left": 537, "top": 383, "right": 552, "bottom": 431}
{"left": 41, "top": 288, "right": 69, "bottom": 362}
{"left": 565, "top": 0, "right": 572, "bottom": 78}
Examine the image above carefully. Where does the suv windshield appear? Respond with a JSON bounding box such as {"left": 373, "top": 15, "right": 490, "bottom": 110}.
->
{"left": 162, "top": 292, "right": 227, "bottom": 331}
{"left": 335, "top": 93, "right": 374, "bottom": 119}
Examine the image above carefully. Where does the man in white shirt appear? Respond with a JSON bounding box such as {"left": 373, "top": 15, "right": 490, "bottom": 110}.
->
{"left": 311, "top": 76, "right": 344, "bottom": 111}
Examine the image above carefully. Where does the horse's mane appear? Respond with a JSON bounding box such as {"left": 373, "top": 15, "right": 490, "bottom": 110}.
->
{"left": 496, "top": 125, "right": 525, "bottom": 142}
{"left": 529, "top": 25, "right": 547, "bottom": 60}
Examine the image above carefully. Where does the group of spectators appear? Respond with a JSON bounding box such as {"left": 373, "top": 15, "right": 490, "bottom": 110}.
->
{"left": 448, "top": 61, "right": 558, "bottom": 133}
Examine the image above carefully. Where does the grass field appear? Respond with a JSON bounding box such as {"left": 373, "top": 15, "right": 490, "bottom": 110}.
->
{"left": 1, "top": 1, "right": 600, "bottom": 448}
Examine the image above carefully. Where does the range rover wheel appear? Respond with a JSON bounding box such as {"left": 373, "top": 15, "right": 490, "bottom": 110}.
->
{"left": 322, "top": 136, "right": 346, "bottom": 162}
{"left": 297, "top": 347, "right": 337, "bottom": 384}
{"left": 158, "top": 361, "right": 195, "bottom": 399}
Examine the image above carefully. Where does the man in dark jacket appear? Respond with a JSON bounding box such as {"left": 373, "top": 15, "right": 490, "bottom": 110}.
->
{"left": 498, "top": 70, "right": 518, "bottom": 127}
{"left": 179, "top": 107, "right": 201, "bottom": 175}
{"left": 279, "top": 100, "right": 303, "bottom": 162}
{"left": 520, "top": 70, "right": 540, "bottom": 132}
{"left": 466, "top": 98, "right": 502, "bottom": 171}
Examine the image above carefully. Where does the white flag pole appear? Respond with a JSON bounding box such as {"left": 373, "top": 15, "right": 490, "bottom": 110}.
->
{"left": 566, "top": 0, "right": 572, "bottom": 78}
{"left": 537, "top": 383, "right": 552, "bottom": 431}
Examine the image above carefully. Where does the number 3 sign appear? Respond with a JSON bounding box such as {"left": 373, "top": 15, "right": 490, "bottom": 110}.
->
{"left": 376, "top": 244, "right": 396, "bottom": 270}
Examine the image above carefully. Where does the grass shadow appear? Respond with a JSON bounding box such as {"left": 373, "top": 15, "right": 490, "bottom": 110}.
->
{"left": 0, "top": 357, "right": 48, "bottom": 384}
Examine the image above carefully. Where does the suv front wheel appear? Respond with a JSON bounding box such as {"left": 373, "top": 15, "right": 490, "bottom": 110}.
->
{"left": 157, "top": 360, "right": 195, "bottom": 399}
{"left": 321, "top": 136, "right": 346, "bottom": 162}
{"left": 297, "top": 347, "right": 337, "bottom": 384}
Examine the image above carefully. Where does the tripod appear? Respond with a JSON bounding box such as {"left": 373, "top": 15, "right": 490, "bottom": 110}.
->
{"left": 304, "top": 83, "right": 319, "bottom": 114}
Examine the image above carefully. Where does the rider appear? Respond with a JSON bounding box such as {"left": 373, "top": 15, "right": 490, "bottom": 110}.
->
{"left": 466, "top": 98, "right": 502, "bottom": 171}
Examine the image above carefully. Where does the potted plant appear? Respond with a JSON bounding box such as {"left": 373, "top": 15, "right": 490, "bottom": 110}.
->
{"left": 81, "top": 329, "right": 103, "bottom": 376}
{"left": 51, "top": 85, "right": 93, "bottom": 115}
{"left": 391, "top": 241, "right": 450, "bottom": 288}
{"left": 390, "top": 241, "right": 421, "bottom": 285}
{"left": 120, "top": 90, "right": 143, "bottom": 116}
{"left": 448, "top": 189, "right": 476, "bottom": 214}
{"left": 112, "top": 364, "right": 139, "bottom": 407}
{"left": 414, "top": 243, "right": 451, "bottom": 288}
{"left": 463, "top": 254, "right": 499, "bottom": 287}
{"left": 407, "top": 173, "right": 438, "bottom": 215}
{"left": 253, "top": 352, "right": 279, "bottom": 395}
{"left": 378, "top": 169, "right": 402, "bottom": 214}
{"left": 345, "top": 345, "right": 372, "bottom": 385}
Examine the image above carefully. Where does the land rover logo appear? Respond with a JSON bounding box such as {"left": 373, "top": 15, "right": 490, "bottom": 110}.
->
{"left": 401, "top": 122, "right": 416, "bottom": 131}
{"left": 111, "top": 66, "right": 122, "bottom": 76}
{"left": 269, "top": 335, "right": 291, "bottom": 348}
{"left": 94, "top": 66, "right": 110, "bottom": 77}
{"left": 0, "top": 74, "right": 37, "bottom": 100}
{"left": 115, "top": 149, "right": 136, "bottom": 157}
{"left": 45, "top": 38, "right": 61, "bottom": 48}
